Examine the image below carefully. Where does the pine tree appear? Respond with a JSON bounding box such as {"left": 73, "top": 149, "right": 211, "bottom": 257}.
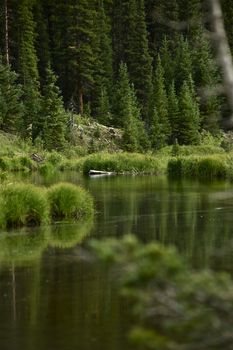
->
{"left": 40, "top": 67, "right": 66, "bottom": 150}
{"left": 128, "top": 0, "right": 153, "bottom": 118}
{"left": 113, "top": 63, "right": 148, "bottom": 151}
{"left": 92, "top": 0, "right": 113, "bottom": 122}
{"left": 34, "top": 0, "right": 51, "bottom": 86}
{"left": 113, "top": 62, "right": 132, "bottom": 128}
{"left": 0, "top": 57, "right": 24, "bottom": 133}
{"left": 174, "top": 36, "right": 193, "bottom": 91}
{"left": 168, "top": 80, "right": 180, "bottom": 142}
{"left": 66, "top": 0, "right": 97, "bottom": 114}
{"left": 150, "top": 55, "right": 170, "bottom": 143}
{"left": 192, "top": 27, "right": 220, "bottom": 133}
{"left": 145, "top": 0, "right": 180, "bottom": 56}
{"left": 160, "top": 36, "right": 175, "bottom": 88}
{"left": 96, "top": 87, "right": 112, "bottom": 125}
{"left": 17, "top": 0, "right": 41, "bottom": 137}
{"left": 178, "top": 80, "right": 200, "bottom": 145}
{"left": 112, "top": 0, "right": 152, "bottom": 119}
{"left": 150, "top": 107, "right": 165, "bottom": 149}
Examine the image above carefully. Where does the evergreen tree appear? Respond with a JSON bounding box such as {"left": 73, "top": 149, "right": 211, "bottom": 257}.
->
{"left": 0, "top": 57, "right": 23, "bottom": 133}
{"left": 128, "top": 0, "right": 153, "bottom": 118}
{"left": 150, "top": 55, "right": 170, "bottom": 143}
{"left": 178, "top": 80, "right": 200, "bottom": 145}
{"left": 150, "top": 107, "right": 165, "bottom": 149}
{"left": 40, "top": 67, "right": 66, "bottom": 150}
{"left": 113, "top": 63, "right": 148, "bottom": 151}
{"left": 192, "top": 27, "right": 220, "bottom": 133}
{"left": 96, "top": 87, "right": 112, "bottom": 125}
{"left": 160, "top": 36, "right": 175, "bottom": 88}
{"left": 17, "top": 0, "right": 41, "bottom": 137}
{"left": 168, "top": 80, "right": 180, "bottom": 142}
{"left": 113, "top": 62, "right": 131, "bottom": 128}
{"left": 92, "top": 0, "right": 113, "bottom": 121}
{"left": 175, "top": 36, "right": 193, "bottom": 91}
{"left": 34, "top": 0, "right": 51, "bottom": 86}
{"left": 145, "top": 0, "right": 180, "bottom": 56}
{"left": 66, "top": 0, "right": 97, "bottom": 114}
{"left": 112, "top": 0, "right": 152, "bottom": 119}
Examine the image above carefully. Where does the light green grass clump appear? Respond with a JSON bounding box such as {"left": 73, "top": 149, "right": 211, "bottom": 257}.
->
{"left": 168, "top": 156, "right": 228, "bottom": 180}
{"left": 47, "top": 182, "right": 94, "bottom": 220}
{"left": 83, "top": 152, "right": 165, "bottom": 175}
{"left": 0, "top": 184, "right": 49, "bottom": 228}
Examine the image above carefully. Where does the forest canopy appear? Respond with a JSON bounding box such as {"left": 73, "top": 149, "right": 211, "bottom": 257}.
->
{"left": 0, "top": 0, "right": 232, "bottom": 151}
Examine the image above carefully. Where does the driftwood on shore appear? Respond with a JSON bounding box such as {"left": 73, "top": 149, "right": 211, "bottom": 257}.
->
{"left": 89, "top": 169, "right": 115, "bottom": 176}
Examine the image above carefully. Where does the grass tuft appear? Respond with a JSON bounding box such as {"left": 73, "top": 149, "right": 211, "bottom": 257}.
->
{"left": 0, "top": 184, "right": 49, "bottom": 228}
{"left": 47, "top": 182, "right": 94, "bottom": 220}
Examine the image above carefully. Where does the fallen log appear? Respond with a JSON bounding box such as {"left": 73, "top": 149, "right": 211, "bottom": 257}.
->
{"left": 89, "top": 169, "right": 114, "bottom": 176}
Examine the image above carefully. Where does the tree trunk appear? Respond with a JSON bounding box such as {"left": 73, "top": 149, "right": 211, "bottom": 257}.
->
{"left": 79, "top": 88, "right": 84, "bottom": 115}
{"left": 4, "top": 0, "right": 9, "bottom": 65}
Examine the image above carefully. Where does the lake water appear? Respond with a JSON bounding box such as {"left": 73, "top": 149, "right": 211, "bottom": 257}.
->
{"left": 0, "top": 174, "right": 233, "bottom": 350}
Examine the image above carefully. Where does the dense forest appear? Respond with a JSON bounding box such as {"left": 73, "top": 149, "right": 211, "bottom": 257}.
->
{"left": 0, "top": 0, "right": 232, "bottom": 151}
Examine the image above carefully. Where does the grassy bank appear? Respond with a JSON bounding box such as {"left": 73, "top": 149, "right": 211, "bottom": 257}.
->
{"left": 1, "top": 129, "right": 233, "bottom": 182}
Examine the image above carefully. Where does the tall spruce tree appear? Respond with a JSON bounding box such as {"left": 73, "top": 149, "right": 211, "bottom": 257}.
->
{"left": 160, "top": 36, "right": 175, "bottom": 88}
{"left": 17, "top": 0, "right": 41, "bottom": 137}
{"left": 128, "top": 0, "right": 153, "bottom": 118}
{"left": 174, "top": 36, "right": 193, "bottom": 91}
{"left": 145, "top": 0, "right": 180, "bottom": 56}
{"left": 34, "top": 0, "right": 51, "bottom": 86}
{"left": 150, "top": 55, "right": 170, "bottom": 144}
{"left": 150, "top": 107, "right": 166, "bottom": 149}
{"left": 178, "top": 80, "right": 200, "bottom": 145}
{"left": 0, "top": 57, "right": 23, "bottom": 133}
{"left": 192, "top": 27, "right": 220, "bottom": 133}
{"left": 40, "top": 67, "right": 66, "bottom": 150}
{"left": 92, "top": 0, "right": 113, "bottom": 122}
{"left": 66, "top": 0, "right": 97, "bottom": 114}
{"left": 168, "top": 80, "right": 180, "bottom": 142}
{"left": 113, "top": 63, "right": 148, "bottom": 151}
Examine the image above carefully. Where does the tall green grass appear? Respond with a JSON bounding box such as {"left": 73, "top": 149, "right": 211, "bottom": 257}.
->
{"left": 0, "top": 182, "right": 94, "bottom": 228}
{"left": 47, "top": 182, "right": 94, "bottom": 220}
{"left": 0, "top": 184, "right": 49, "bottom": 228}
{"left": 82, "top": 152, "right": 166, "bottom": 175}
{"left": 168, "top": 156, "right": 228, "bottom": 180}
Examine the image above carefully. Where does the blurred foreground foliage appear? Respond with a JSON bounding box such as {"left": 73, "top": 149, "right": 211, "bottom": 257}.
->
{"left": 91, "top": 235, "right": 233, "bottom": 350}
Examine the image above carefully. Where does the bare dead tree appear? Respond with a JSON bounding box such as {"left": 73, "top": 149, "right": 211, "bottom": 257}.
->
{"left": 209, "top": 0, "right": 233, "bottom": 125}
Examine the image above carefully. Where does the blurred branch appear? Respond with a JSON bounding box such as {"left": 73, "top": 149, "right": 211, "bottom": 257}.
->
{"left": 209, "top": 0, "right": 233, "bottom": 126}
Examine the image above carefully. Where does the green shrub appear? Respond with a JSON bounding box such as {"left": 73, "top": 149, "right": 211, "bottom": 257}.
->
{"left": 47, "top": 182, "right": 94, "bottom": 220}
{"left": 0, "top": 184, "right": 49, "bottom": 228}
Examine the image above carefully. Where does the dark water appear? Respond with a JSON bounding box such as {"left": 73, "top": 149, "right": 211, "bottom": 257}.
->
{"left": 0, "top": 174, "right": 233, "bottom": 350}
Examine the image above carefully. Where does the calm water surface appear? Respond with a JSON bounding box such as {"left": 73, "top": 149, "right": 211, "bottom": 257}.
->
{"left": 0, "top": 174, "right": 233, "bottom": 350}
